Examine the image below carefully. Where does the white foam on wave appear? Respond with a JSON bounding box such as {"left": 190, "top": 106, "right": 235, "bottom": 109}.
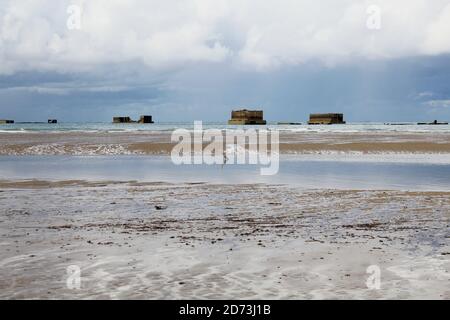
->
{"left": 1, "top": 122, "right": 450, "bottom": 134}
{"left": 20, "top": 144, "right": 142, "bottom": 156}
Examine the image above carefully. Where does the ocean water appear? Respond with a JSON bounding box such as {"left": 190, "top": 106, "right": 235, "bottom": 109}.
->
{"left": 1, "top": 155, "right": 449, "bottom": 191}
{"left": 0, "top": 122, "right": 450, "bottom": 133}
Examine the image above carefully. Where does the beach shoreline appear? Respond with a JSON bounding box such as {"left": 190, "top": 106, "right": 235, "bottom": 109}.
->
{"left": 0, "top": 131, "right": 450, "bottom": 155}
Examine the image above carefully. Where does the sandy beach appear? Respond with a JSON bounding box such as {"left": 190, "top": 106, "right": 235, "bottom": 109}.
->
{"left": 0, "top": 181, "right": 448, "bottom": 299}
{"left": 1, "top": 127, "right": 449, "bottom": 299}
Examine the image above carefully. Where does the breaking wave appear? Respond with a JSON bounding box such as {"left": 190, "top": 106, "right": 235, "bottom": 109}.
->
{"left": 2, "top": 144, "right": 143, "bottom": 156}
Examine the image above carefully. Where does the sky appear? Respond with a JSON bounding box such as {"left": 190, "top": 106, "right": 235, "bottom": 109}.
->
{"left": 1, "top": 0, "right": 450, "bottom": 122}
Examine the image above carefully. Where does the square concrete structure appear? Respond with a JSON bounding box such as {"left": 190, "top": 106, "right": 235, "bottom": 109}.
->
{"left": 138, "top": 115, "right": 154, "bottom": 123}
{"left": 113, "top": 116, "right": 133, "bottom": 123}
{"left": 0, "top": 119, "right": 14, "bottom": 124}
{"left": 308, "top": 113, "right": 345, "bottom": 125}
{"left": 228, "top": 109, "right": 267, "bottom": 125}
{"left": 113, "top": 115, "right": 154, "bottom": 124}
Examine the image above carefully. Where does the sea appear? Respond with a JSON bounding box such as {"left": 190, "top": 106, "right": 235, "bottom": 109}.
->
{"left": 1, "top": 121, "right": 449, "bottom": 191}
{"left": 0, "top": 121, "right": 449, "bottom": 133}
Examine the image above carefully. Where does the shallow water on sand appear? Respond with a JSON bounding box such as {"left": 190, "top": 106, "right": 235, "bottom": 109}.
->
{"left": 0, "top": 155, "right": 449, "bottom": 191}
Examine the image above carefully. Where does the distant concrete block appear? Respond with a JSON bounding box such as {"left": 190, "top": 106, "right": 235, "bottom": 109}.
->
{"left": 228, "top": 109, "right": 266, "bottom": 125}
{"left": 308, "top": 113, "right": 345, "bottom": 125}
{"left": 113, "top": 116, "right": 133, "bottom": 123}
{"left": 138, "top": 115, "right": 154, "bottom": 123}
{"left": 417, "top": 120, "right": 448, "bottom": 125}
{"left": 113, "top": 115, "right": 154, "bottom": 124}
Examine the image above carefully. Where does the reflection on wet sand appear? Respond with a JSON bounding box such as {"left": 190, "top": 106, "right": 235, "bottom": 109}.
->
{"left": 0, "top": 182, "right": 448, "bottom": 299}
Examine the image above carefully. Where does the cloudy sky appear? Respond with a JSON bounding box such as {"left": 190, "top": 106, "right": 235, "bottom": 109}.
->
{"left": 1, "top": 0, "right": 450, "bottom": 122}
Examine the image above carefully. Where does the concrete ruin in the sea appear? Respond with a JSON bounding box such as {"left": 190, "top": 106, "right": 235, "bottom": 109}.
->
{"left": 113, "top": 115, "right": 154, "bottom": 124}
{"left": 278, "top": 122, "right": 302, "bottom": 125}
{"left": 417, "top": 120, "right": 448, "bottom": 125}
{"left": 0, "top": 119, "right": 14, "bottom": 124}
{"left": 228, "top": 109, "right": 267, "bottom": 125}
{"left": 48, "top": 119, "right": 57, "bottom": 124}
{"left": 308, "top": 113, "right": 345, "bottom": 125}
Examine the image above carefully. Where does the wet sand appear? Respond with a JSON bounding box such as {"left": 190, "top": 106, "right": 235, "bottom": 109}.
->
{"left": 0, "top": 181, "right": 448, "bottom": 299}
{"left": 1, "top": 129, "right": 449, "bottom": 299}
{"left": 1, "top": 131, "right": 450, "bottom": 155}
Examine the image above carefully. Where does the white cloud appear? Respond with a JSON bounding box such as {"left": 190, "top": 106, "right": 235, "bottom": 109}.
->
{"left": 422, "top": 3, "right": 450, "bottom": 54}
{"left": 0, "top": 84, "right": 133, "bottom": 95}
{"left": 1, "top": 0, "right": 450, "bottom": 74}
{"left": 425, "top": 100, "right": 450, "bottom": 108}
{"left": 414, "top": 91, "right": 435, "bottom": 100}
